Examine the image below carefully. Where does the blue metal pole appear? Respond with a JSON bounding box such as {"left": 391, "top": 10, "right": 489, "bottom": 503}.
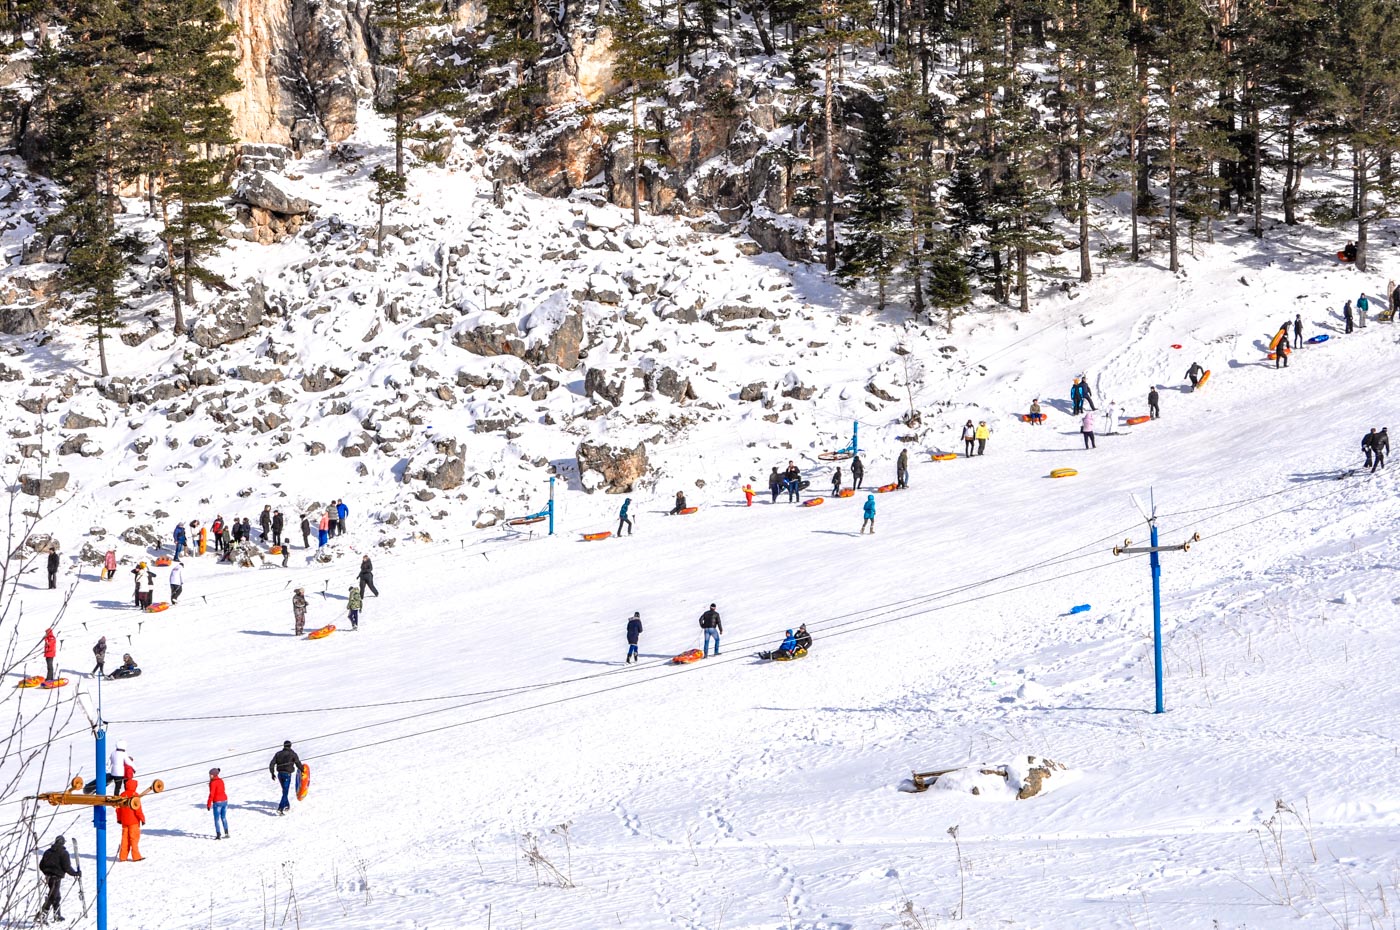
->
{"left": 1150, "top": 520, "right": 1164, "bottom": 714}
{"left": 852, "top": 422, "right": 859, "bottom": 458}
{"left": 547, "top": 476, "right": 555, "bottom": 536}
{"left": 95, "top": 721, "right": 107, "bottom": 930}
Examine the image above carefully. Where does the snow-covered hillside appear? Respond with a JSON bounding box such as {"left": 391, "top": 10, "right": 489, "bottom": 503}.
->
{"left": 4, "top": 122, "right": 1400, "bottom": 929}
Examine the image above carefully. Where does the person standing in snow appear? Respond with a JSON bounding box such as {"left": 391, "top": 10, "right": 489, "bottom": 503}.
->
{"left": 292, "top": 588, "right": 308, "bottom": 636}
{"left": 208, "top": 768, "right": 229, "bottom": 840}
{"left": 219, "top": 523, "right": 234, "bottom": 561}
{"left": 108, "top": 740, "right": 134, "bottom": 793}
{"left": 861, "top": 494, "right": 876, "bottom": 534}
{"left": 1358, "top": 293, "right": 1369, "bottom": 328}
{"left": 133, "top": 563, "right": 154, "bottom": 608}
{"left": 1080, "top": 377, "right": 1097, "bottom": 411}
{"left": 1148, "top": 387, "right": 1161, "bottom": 420}
{"left": 783, "top": 461, "right": 802, "bottom": 503}
{"left": 742, "top": 484, "right": 754, "bottom": 507}
{"left": 1378, "top": 428, "right": 1390, "bottom": 467}
{"left": 975, "top": 421, "right": 990, "bottom": 455}
{"left": 1275, "top": 332, "right": 1290, "bottom": 368}
{"left": 625, "top": 611, "right": 643, "bottom": 664}
{"left": 117, "top": 780, "right": 145, "bottom": 861}
{"left": 300, "top": 514, "right": 311, "bottom": 549}
{"left": 962, "top": 420, "right": 978, "bottom": 456}
{"left": 282, "top": 543, "right": 291, "bottom": 568}
{"left": 699, "top": 604, "right": 722, "bottom": 657}
{"left": 850, "top": 454, "right": 865, "bottom": 490}
{"left": 103, "top": 549, "right": 117, "bottom": 581}
{"left": 317, "top": 511, "right": 330, "bottom": 548}
{"left": 92, "top": 636, "right": 107, "bottom": 678}
{"left": 37, "top": 836, "right": 80, "bottom": 923}
{"left": 1185, "top": 362, "right": 1204, "bottom": 390}
{"left": 271, "top": 510, "right": 284, "bottom": 548}
{"left": 1294, "top": 314, "right": 1303, "bottom": 346}
{"left": 258, "top": 506, "right": 272, "bottom": 542}
{"left": 211, "top": 516, "right": 225, "bottom": 555}
{"left": 617, "top": 497, "right": 633, "bottom": 536}
{"left": 1103, "top": 400, "right": 1118, "bottom": 435}
{"left": 1081, "top": 410, "right": 1097, "bottom": 449}
{"left": 42, "top": 627, "right": 56, "bottom": 682}
{"left": 1070, "top": 379, "right": 1084, "bottom": 415}
{"left": 168, "top": 561, "right": 183, "bottom": 605}
{"left": 269, "top": 741, "right": 301, "bottom": 816}
{"left": 46, "top": 547, "right": 59, "bottom": 589}
{"left": 1391, "top": 282, "right": 1399, "bottom": 321}
{"left": 896, "top": 448, "right": 909, "bottom": 489}
{"left": 337, "top": 500, "right": 349, "bottom": 536}
{"left": 768, "top": 467, "right": 782, "bottom": 504}
{"left": 1344, "top": 300, "right": 1354, "bottom": 334}
{"left": 173, "top": 523, "right": 187, "bottom": 561}
{"left": 831, "top": 466, "right": 842, "bottom": 497}
{"left": 1363, "top": 428, "right": 1378, "bottom": 469}
{"left": 358, "top": 555, "right": 378, "bottom": 597}
{"left": 346, "top": 586, "right": 362, "bottom": 630}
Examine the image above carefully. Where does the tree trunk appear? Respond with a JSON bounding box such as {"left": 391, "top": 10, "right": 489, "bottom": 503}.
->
{"left": 96, "top": 318, "right": 109, "bottom": 379}
{"left": 1250, "top": 101, "right": 1262, "bottom": 237}
{"left": 377, "top": 200, "right": 386, "bottom": 256}
{"left": 823, "top": 25, "right": 836, "bottom": 271}
{"left": 1076, "top": 90, "right": 1090, "bottom": 282}
{"left": 1128, "top": 128, "right": 1140, "bottom": 262}
{"left": 1283, "top": 116, "right": 1299, "bottom": 225}
{"left": 1168, "top": 88, "right": 1179, "bottom": 274}
{"left": 1356, "top": 146, "right": 1369, "bottom": 272}
{"left": 631, "top": 91, "right": 642, "bottom": 225}
{"left": 159, "top": 198, "right": 185, "bottom": 334}
{"left": 1016, "top": 243, "right": 1028, "bottom": 312}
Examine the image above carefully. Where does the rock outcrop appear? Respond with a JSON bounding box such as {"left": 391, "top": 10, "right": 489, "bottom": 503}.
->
{"left": 576, "top": 441, "right": 648, "bottom": 493}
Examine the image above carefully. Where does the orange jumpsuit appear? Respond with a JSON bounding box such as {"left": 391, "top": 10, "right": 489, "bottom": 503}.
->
{"left": 117, "top": 779, "right": 145, "bottom": 861}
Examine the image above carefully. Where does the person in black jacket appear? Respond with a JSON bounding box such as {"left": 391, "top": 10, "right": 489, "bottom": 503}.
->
{"left": 768, "top": 467, "right": 782, "bottom": 504}
{"left": 669, "top": 491, "right": 688, "bottom": 514}
{"left": 896, "top": 448, "right": 909, "bottom": 489}
{"left": 1274, "top": 333, "right": 1290, "bottom": 368}
{"left": 1294, "top": 314, "right": 1303, "bottom": 346}
{"left": 259, "top": 506, "right": 272, "bottom": 542}
{"left": 47, "top": 548, "right": 59, "bottom": 589}
{"left": 794, "top": 624, "right": 812, "bottom": 651}
{"left": 699, "top": 603, "right": 722, "bottom": 657}
{"left": 782, "top": 461, "right": 802, "bottom": 503}
{"left": 37, "top": 836, "right": 79, "bottom": 923}
{"left": 357, "top": 556, "right": 378, "bottom": 597}
{"left": 831, "top": 466, "right": 842, "bottom": 496}
{"left": 1148, "top": 387, "right": 1161, "bottom": 420}
{"left": 271, "top": 510, "right": 284, "bottom": 547}
{"left": 269, "top": 740, "right": 301, "bottom": 815}
{"left": 1080, "top": 377, "right": 1097, "bottom": 411}
{"left": 1363, "top": 428, "right": 1378, "bottom": 469}
{"left": 850, "top": 454, "right": 865, "bottom": 490}
{"left": 625, "top": 611, "right": 643, "bottom": 663}
{"left": 1185, "top": 362, "right": 1204, "bottom": 389}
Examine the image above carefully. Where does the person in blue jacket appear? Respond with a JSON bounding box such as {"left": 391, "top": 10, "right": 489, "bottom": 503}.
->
{"left": 336, "top": 500, "right": 349, "bottom": 536}
{"left": 625, "top": 611, "right": 642, "bottom": 663}
{"left": 861, "top": 494, "right": 876, "bottom": 534}
{"left": 173, "top": 523, "right": 187, "bottom": 561}
{"left": 617, "top": 497, "right": 633, "bottom": 536}
{"left": 1070, "top": 379, "right": 1085, "bottom": 415}
{"left": 777, "top": 629, "right": 798, "bottom": 657}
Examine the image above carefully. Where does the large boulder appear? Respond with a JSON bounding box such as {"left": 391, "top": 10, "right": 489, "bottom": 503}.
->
{"left": 576, "top": 441, "right": 648, "bottom": 493}
{"left": 191, "top": 284, "right": 266, "bottom": 348}
{"left": 235, "top": 171, "right": 316, "bottom": 215}
{"left": 0, "top": 305, "right": 49, "bottom": 335}
{"left": 20, "top": 472, "right": 69, "bottom": 499}
{"left": 425, "top": 455, "right": 466, "bottom": 490}
{"left": 584, "top": 367, "right": 624, "bottom": 406}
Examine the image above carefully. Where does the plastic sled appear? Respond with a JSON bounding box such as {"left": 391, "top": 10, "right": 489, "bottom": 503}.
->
{"left": 41, "top": 678, "right": 68, "bottom": 689}
{"left": 1125, "top": 415, "right": 1150, "bottom": 425}
{"left": 875, "top": 483, "right": 899, "bottom": 493}
{"left": 581, "top": 531, "right": 612, "bottom": 541}
{"left": 507, "top": 515, "right": 547, "bottom": 526}
{"left": 931, "top": 453, "right": 957, "bottom": 461}
{"left": 801, "top": 498, "right": 825, "bottom": 507}
{"left": 758, "top": 647, "right": 809, "bottom": 662}
{"left": 145, "top": 602, "right": 170, "bottom": 613}
{"left": 836, "top": 489, "right": 856, "bottom": 497}
{"left": 154, "top": 557, "right": 172, "bottom": 567}
{"left": 1171, "top": 344, "right": 1182, "bottom": 349}
{"left": 1267, "top": 349, "right": 1291, "bottom": 360}
{"left": 674, "top": 507, "right": 698, "bottom": 515}
{"left": 1337, "top": 251, "right": 1355, "bottom": 263}
{"left": 307, "top": 625, "right": 336, "bottom": 640}
{"left": 107, "top": 667, "right": 142, "bottom": 680}
{"left": 296, "top": 763, "right": 310, "bottom": 801}
{"left": 1307, "top": 334, "right": 1329, "bottom": 344}
{"left": 1196, "top": 369, "right": 1212, "bottom": 388}
{"left": 270, "top": 545, "right": 282, "bottom": 555}
{"left": 817, "top": 450, "right": 853, "bottom": 461}
{"left": 1049, "top": 468, "right": 1078, "bottom": 479}
{"left": 1020, "top": 414, "right": 1046, "bottom": 423}
{"left": 671, "top": 649, "right": 704, "bottom": 665}
{"left": 15, "top": 675, "right": 45, "bottom": 688}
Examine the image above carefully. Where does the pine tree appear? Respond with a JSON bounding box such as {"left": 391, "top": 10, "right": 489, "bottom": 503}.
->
{"left": 370, "top": 166, "right": 407, "bottom": 256}
{"left": 371, "top": 0, "right": 464, "bottom": 176}
{"left": 838, "top": 98, "right": 902, "bottom": 310}
{"left": 481, "top": 0, "right": 546, "bottom": 130}
{"left": 601, "top": 0, "right": 671, "bottom": 224}
{"left": 924, "top": 233, "right": 970, "bottom": 334}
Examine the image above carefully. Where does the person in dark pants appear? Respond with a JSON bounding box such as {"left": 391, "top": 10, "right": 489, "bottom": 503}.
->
{"left": 625, "top": 611, "right": 643, "bottom": 663}
{"left": 259, "top": 505, "right": 272, "bottom": 542}
{"left": 337, "top": 500, "right": 349, "bottom": 536}
{"left": 292, "top": 588, "right": 307, "bottom": 636}
{"left": 358, "top": 556, "right": 378, "bottom": 597}
{"left": 47, "top": 548, "right": 58, "bottom": 589}
{"left": 699, "top": 604, "right": 722, "bottom": 657}
{"left": 43, "top": 627, "right": 56, "bottom": 682}
{"left": 1344, "top": 300, "right": 1354, "bottom": 334}
{"left": 783, "top": 462, "right": 801, "bottom": 502}
{"left": 1070, "top": 379, "right": 1084, "bottom": 416}
{"left": 1363, "top": 428, "right": 1378, "bottom": 469}
{"left": 271, "top": 510, "right": 284, "bottom": 547}
{"left": 1185, "top": 362, "right": 1203, "bottom": 389}
{"left": 896, "top": 448, "right": 909, "bottom": 489}
{"left": 961, "top": 421, "right": 976, "bottom": 457}
{"left": 669, "top": 491, "right": 688, "bottom": 514}
{"left": 269, "top": 740, "right": 301, "bottom": 815}
{"left": 850, "top": 454, "right": 864, "bottom": 490}
{"left": 831, "top": 467, "right": 842, "bottom": 496}
{"left": 768, "top": 467, "right": 782, "bottom": 503}
{"left": 617, "top": 497, "right": 633, "bottom": 536}
{"left": 92, "top": 636, "right": 107, "bottom": 678}
{"left": 37, "top": 836, "right": 79, "bottom": 924}
{"left": 1378, "top": 428, "right": 1390, "bottom": 469}
{"left": 1148, "top": 387, "right": 1160, "bottom": 419}
{"left": 1080, "top": 378, "right": 1097, "bottom": 411}
{"left": 1294, "top": 314, "right": 1303, "bottom": 346}
{"left": 1275, "top": 333, "right": 1290, "bottom": 368}
{"left": 300, "top": 514, "right": 311, "bottom": 549}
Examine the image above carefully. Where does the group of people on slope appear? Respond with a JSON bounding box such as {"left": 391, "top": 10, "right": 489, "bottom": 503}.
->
{"left": 290, "top": 555, "right": 375, "bottom": 635}
{"left": 624, "top": 605, "right": 813, "bottom": 663}
{"left": 961, "top": 420, "right": 991, "bottom": 456}
{"left": 1362, "top": 427, "right": 1390, "bottom": 473}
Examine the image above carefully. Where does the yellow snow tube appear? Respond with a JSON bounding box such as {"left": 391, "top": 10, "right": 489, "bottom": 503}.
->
{"left": 1049, "top": 468, "right": 1078, "bottom": 479}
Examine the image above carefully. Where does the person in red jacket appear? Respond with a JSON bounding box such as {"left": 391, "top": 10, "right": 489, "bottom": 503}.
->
{"left": 42, "top": 628, "right": 56, "bottom": 682}
{"left": 117, "top": 779, "right": 145, "bottom": 861}
{"left": 207, "top": 768, "right": 229, "bottom": 840}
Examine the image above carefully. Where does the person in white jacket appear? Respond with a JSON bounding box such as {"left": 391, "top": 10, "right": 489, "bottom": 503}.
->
{"left": 108, "top": 741, "right": 134, "bottom": 794}
{"left": 1103, "top": 401, "right": 1118, "bottom": 435}
{"left": 1081, "top": 410, "right": 1097, "bottom": 449}
{"left": 168, "top": 563, "right": 183, "bottom": 605}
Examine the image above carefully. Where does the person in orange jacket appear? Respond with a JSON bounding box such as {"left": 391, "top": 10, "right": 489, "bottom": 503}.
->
{"left": 117, "top": 779, "right": 145, "bottom": 861}
{"left": 742, "top": 484, "right": 754, "bottom": 507}
{"left": 42, "top": 628, "right": 56, "bottom": 682}
{"left": 207, "top": 768, "right": 228, "bottom": 840}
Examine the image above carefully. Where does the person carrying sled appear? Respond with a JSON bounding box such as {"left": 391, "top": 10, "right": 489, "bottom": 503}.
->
{"left": 346, "top": 586, "right": 362, "bottom": 630}
{"left": 109, "top": 654, "right": 140, "bottom": 680}
{"left": 625, "top": 611, "right": 643, "bottom": 664}
{"left": 896, "top": 448, "right": 910, "bottom": 489}
{"left": 47, "top": 547, "right": 59, "bottom": 589}
{"left": 292, "top": 588, "right": 308, "bottom": 636}
{"left": 669, "top": 491, "right": 689, "bottom": 514}
{"left": 699, "top": 603, "right": 722, "bottom": 657}
{"left": 861, "top": 494, "right": 876, "bottom": 534}
{"left": 92, "top": 636, "right": 107, "bottom": 678}
{"left": 270, "top": 741, "right": 301, "bottom": 815}
{"left": 1186, "top": 362, "right": 1204, "bottom": 389}
{"left": 116, "top": 779, "right": 145, "bottom": 861}
{"left": 1148, "top": 387, "right": 1161, "bottom": 419}
{"left": 850, "top": 454, "right": 865, "bottom": 489}
{"left": 42, "top": 627, "right": 56, "bottom": 682}
{"left": 618, "top": 497, "right": 634, "bottom": 535}
{"left": 37, "top": 836, "right": 79, "bottom": 923}
{"left": 768, "top": 467, "right": 782, "bottom": 503}
{"left": 358, "top": 555, "right": 378, "bottom": 597}
{"left": 208, "top": 768, "right": 229, "bottom": 840}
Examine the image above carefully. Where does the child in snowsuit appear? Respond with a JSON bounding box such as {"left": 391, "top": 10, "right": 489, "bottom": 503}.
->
{"left": 347, "top": 586, "right": 362, "bottom": 630}
{"left": 292, "top": 589, "right": 308, "bottom": 636}
{"left": 117, "top": 779, "right": 145, "bottom": 861}
{"left": 43, "top": 628, "right": 56, "bottom": 681}
{"left": 625, "top": 611, "right": 643, "bottom": 663}
{"left": 742, "top": 484, "right": 754, "bottom": 507}
{"left": 861, "top": 494, "right": 876, "bottom": 534}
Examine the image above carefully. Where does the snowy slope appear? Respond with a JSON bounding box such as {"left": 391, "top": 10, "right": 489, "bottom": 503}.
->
{"left": 4, "top": 129, "right": 1400, "bottom": 928}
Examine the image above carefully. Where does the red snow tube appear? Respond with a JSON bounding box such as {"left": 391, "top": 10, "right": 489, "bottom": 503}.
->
{"left": 1125, "top": 415, "right": 1150, "bottom": 425}
{"left": 671, "top": 649, "right": 703, "bottom": 664}
{"left": 581, "top": 531, "right": 612, "bottom": 541}
{"left": 801, "top": 498, "right": 825, "bottom": 507}
{"left": 875, "top": 483, "right": 899, "bottom": 493}
{"left": 154, "top": 557, "right": 172, "bottom": 567}
{"left": 836, "top": 489, "right": 856, "bottom": 497}
{"left": 675, "top": 507, "right": 698, "bottom": 515}
{"left": 307, "top": 625, "right": 336, "bottom": 640}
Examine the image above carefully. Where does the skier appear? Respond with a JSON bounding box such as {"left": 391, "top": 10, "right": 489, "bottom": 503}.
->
{"left": 108, "top": 740, "right": 134, "bottom": 793}
{"left": 896, "top": 448, "right": 909, "bottom": 489}
{"left": 850, "top": 454, "right": 865, "bottom": 490}
{"left": 37, "top": 836, "right": 79, "bottom": 924}
{"left": 358, "top": 555, "right": 378, "bottom": 597}
{"left": 47, "top": 547, "right": 59, "bottom": 589}
{"left": 271, "top": 510, "right": 284, "bottom": 547}
{"left": 1081, "top": 410, "right": 1097, "bottom": 449}
{"left": 173, "top": 523, "right": 187, "bottom": 561}
{"left": 102, "top": 549, "right": 116, "bottom": 581}
{"left": 259, "top": 505, "right": 272, "bottom": 542}
{"left": 625, "top": 611, "right": 643, "bottom": 664}
{"left": 1029, "top": 399, "right": 1043, "bottom": 424}
{"left": 92, "top": 636, "right": 106, "bottom": 678}
{"left": 346, "top": 586, "right": 362, "bottom": 630}
{"left": 794, "top": 624, "right": 813, "bottom": 651}
{"left": 742, "top": 484, "right": 754, "bottom": 507}
{"left": 699, "top": 603, "right": 722, "bottom": 657}
{"left": 1080, "top": 377, "right": 1097, "bottom": 411}
{"left": 861, "top": 494, "right": 876, "bottom": 534}
{"left": 831, "top": 466, "right": 842, "bottom": 496}
{"left": 269, "top": 741, "right": 301, "bottom": 815}
{"left": 669, "top": 491, "right": 688, "bottom": 514}
{"left": 337, "top": 499, "right": 349, "bottom": 535}
{"left": 768, "top": 467, "right": 782, "bottom": 503}
{"left": 1186, "top": 362, "right": 1204, "bottom": 390}
{"left": 783, "top": 462, "right": 802, "bottom": 503}
{"left": 617, "top": 497, "right": 633, "bottom": 535}
{"left": 1294, "top": 314, "right": 1303, "bottom": 346}
{"left": 116, "top": 779, "right": 145, "bottom": 861}
{"left": 1148, "top": 387, "right": 1161, "bottom": 420}
{"left": 292, "top": 588, "right": 308, "bottom": 636}
{"left": 975, "top": 421, "right": 990, "bottom": 455}
{"left": 300, "top": 514, "right": 311, "bottom": 549}
{"left": 42, "top": 627, "right": 56, "bottom": 682}
{"left": 1344, "top": 300, "right": 1354, "bottom": 334}
{"left": 1070, "top": 379, "right": 1084, "bottom": 415}
{"left": 1358, "top": 293, "right": 1369, "bottom": 328}
{"left": 207, "top": 768, "right": 229, "bottom": 840}
{"left": 168, "top": 562, "right": 183, "bottom": 606}
{"left": 1275, "top": 332, "right": 1290, "bottom": 368}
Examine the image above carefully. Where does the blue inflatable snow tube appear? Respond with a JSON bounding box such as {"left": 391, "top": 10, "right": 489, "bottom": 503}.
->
{"left": 1307, "top": 334, "right": 1329, "bottom": 344}
{"left": 1068, "top": 604, "right": 1091, "bottom": 614}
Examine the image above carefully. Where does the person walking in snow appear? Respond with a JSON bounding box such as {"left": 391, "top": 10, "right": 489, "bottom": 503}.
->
{"left": 46, "top": 547, "right": 59, "bottom": 589}
{"left": 1378, "top": 428, "right": 1390, "bottom": 467}
{"left": 1344, "top": 300, "right": 1354, "bottom": 334}
{"left": 625, "top": 611, "right": 643, "bottom": 664}
{"left": 617, "top": 497, "right": 633, "bottom": 536}
{"left": 850, "top": 454, "right": 865, "bottom": 490}
{"left": 168, "top": 561, "right": 183, "bottom": 605}
{"left": 1186, "top": 362, "right": 1204, "bottom": 390}
{"left": 208, "top": 768, "right": 229, "bottom": 840}
{"left": 861, "top": 494, "right": 876, "bottom": 535}
{"left": 358, "top": 555, "right": 378, "bottom": 597}
{"left": 1081, "top": 410, "right": 1097, "bottom": 449}
{"left": 92, "top": 636, "right": 107, "bottom": 678}
{"left": 336, "top": 500, "right": 349, "bottom": 536}
{"left": 742, "top": 484, "right": 754, "bottom": 507}
{"left": 42, "top": 627, "right": 56, "bottom": 682}
{"left": 259, "top": 506, "right": 272, "bottom": 542}
{"left": 300, "top": 514, "right": 310, "bottom": 549}
{"left": 1070, "top": 379, "right": 1085, "bottom": 416}
{"left": 103, "top": 549, "right": 117, "bottom": 581}
{"left": 768, "top": 467, "right": 782, "bottom": 503}
{"left": 292, "top": 588, "right": 308, "bottom": 637}
{"left": 346, "top": 586, "right": 362, "bottom": 630}
{"left": 173, "top": 523, "right": 187, "bottom": 561}
{"left": 1358, "top": 293, "right": 1370, "bottom": 328}
{"left": 699, "top": 604, "right": 722, "bottom": 657}
{"left": 669, "top": 491, "right": 689, "bottom": 514}
{"left": 1275, "top": 332, "right": 1290, "bottom": 368}
{"left": 962, "top": 420, "right": 977, "bottom": 457}
{"left": 896, "top": 448, "right": 909, "bottom": 489}
{"left": 269, "top": 741, "right": 301, "bottom": 816}
{"left": 37, "top": 836, "right": 80, "bottom": 923}
{"left": 831, "top": 466, "right": 842, "bottom": 497}
{"left": 1363, "top": 428, "right": 1378, "bottom": 469}
{"left": 1148, "top": 387, "right": 1161, "bottom": 420}
{"left": 975, "top": 421, "right": 990, "bottom": 456}
{"left": 1294, "top": 314, "right": 1303, "bottom": 346}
